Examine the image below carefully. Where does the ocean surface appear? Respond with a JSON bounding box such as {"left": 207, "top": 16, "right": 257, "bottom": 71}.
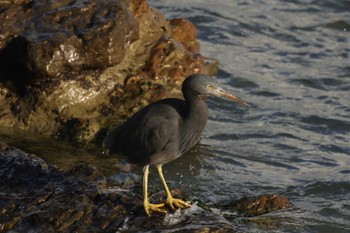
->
{"left": 1, "top": 0, "right": 349, "bottom": 232}
{"left": 148, "top": 0, "right": 350, "bottom": 232}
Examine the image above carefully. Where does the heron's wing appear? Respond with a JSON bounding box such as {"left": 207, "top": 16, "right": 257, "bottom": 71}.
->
{"left": 103, "top": 99, "right": 184, "bottom": 165}
{"left": 133, "top": 105, "right": 181, "bottom": 155}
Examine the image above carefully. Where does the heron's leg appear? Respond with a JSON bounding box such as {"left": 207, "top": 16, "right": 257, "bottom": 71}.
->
{"left": 143, "top": 165, "right": 166, "bottom": 216}
{"left": 156, "top": 164, "right": 191, "bottom": 210}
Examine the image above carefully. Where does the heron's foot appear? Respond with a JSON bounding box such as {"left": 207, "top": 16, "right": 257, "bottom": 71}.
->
{"left": 166, "top": 196, "right": 191, "bottom": 210}
{"left": 144, "top": 202, "right": 167, "bottom": 217}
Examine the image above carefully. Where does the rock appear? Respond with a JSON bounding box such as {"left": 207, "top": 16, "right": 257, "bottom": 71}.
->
{"left": 168, "top": 18, "right": 200, "bottom": 52}
{"left": 147, "top": 32, "right": 205, "bottom": 81}
{"left": 222, "top": 194, "right": 289, "bottom": 217}
{"left": 0, "top": 142, "right": 235, "bottom": 232}
{"left": 0, "top": 0, "right": 216, "bottom": 142}
{"left": 26, "top": 0, "right": 138, "bottom": 77}
{"left": 0, "top": 143, "right": 290, "bottom": 232}
{"left": 107, "top": 172, "right": 141, "bottom": 188}
{"left": 0, "top": 0, "right": 30, "bottom": 50}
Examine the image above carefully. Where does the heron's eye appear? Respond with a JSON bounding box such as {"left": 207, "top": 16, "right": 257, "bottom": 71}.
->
{"left": 206, "top": 84, "right": 212, "bottom": 89}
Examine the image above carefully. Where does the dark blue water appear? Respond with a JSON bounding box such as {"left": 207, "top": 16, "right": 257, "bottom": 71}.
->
{"left": 148, "top": 0, "right": 350, "bottom": 232}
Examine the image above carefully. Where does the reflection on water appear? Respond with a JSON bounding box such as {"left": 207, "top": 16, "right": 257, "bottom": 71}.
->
{"left": 1, "top": 0, "right": 350, "bottom": 232}
{"left": 0, "top": 128, "right": 120, "bottom": 177}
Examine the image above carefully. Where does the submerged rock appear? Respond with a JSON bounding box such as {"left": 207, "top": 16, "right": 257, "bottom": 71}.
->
{"left": 0, "top": 0, "right": 216, "bottom": 142}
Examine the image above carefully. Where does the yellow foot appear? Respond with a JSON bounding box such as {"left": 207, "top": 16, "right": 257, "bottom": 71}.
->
{"left": 166, "top": 197, "right": 191, "bottom": 210}
{"left": 144, "top": 202, "right": 167, "bottom": 217}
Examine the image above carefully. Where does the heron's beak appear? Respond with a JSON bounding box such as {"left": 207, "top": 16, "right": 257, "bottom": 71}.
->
{"left": 212, "top": 87, "right": 250, "bottom": 107}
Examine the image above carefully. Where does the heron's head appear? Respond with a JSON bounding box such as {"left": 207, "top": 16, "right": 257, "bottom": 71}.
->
{"left": 182, "top": 74, "right": 249, "bottom": 106}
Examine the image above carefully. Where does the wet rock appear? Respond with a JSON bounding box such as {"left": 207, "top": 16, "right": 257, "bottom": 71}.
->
{"left": 107, "top": 172, "right": 141, "bottom": 188}
{"left": 0, "top": 0, "right": 30, "bottom": 50}
{"left": 0, "top": 142, "right": 290, "bottom": 232}
{"left": 0, "top": 142, "right": 234, "bottom": 232}
{"left": 222, "top": 194, "right": 289, "bottom": 217}
{"left": 26, "top": 0, "right": 138, "bottom": 77}
{"left": 0, "top": 0, "right": 216, "bottom": 142}
{"left": 125, "top": 203, "right": 233, "bottom": 233}
{"left": 147, "top": 33, "right": 205, "bottom": 81}
{"left": 168, "top": 18, "right": 200, "bottom": 52}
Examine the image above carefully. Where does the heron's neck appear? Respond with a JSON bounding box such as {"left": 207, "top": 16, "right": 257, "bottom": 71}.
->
{"left": 177, "top": 93, "right": 209, "bottom": 155}
{"left": 184, "top": 95, "right": 209, "bottom": 129}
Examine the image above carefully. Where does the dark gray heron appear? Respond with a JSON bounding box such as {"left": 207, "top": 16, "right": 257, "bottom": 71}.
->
{"left": 104, "top": 74, "right": 249, "bottom": 216}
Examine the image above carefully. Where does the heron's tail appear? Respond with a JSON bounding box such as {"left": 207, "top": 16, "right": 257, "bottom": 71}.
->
{"left": 102, "top": 126, "right": 122, "bottom": 152}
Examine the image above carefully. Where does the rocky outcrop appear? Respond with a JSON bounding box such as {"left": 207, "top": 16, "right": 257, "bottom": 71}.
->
{"left": 0, "top": 0, "right": 217, "bottom": 142}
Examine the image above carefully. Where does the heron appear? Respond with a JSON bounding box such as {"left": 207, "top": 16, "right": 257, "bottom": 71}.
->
{"left": 103, "top": 74, "right": 249, "bottom": 216}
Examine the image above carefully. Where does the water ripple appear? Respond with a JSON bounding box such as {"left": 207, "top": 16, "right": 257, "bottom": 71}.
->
{"left": 300, "top": 115, "right": 350, "bottom": 134}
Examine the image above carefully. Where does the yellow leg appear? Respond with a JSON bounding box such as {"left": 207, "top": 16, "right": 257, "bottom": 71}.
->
{"left": 156, "top": 164, "right": 191, "bottom": 210}
{"left": 143, "top": 165, "right": 166, "bottom": 216}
